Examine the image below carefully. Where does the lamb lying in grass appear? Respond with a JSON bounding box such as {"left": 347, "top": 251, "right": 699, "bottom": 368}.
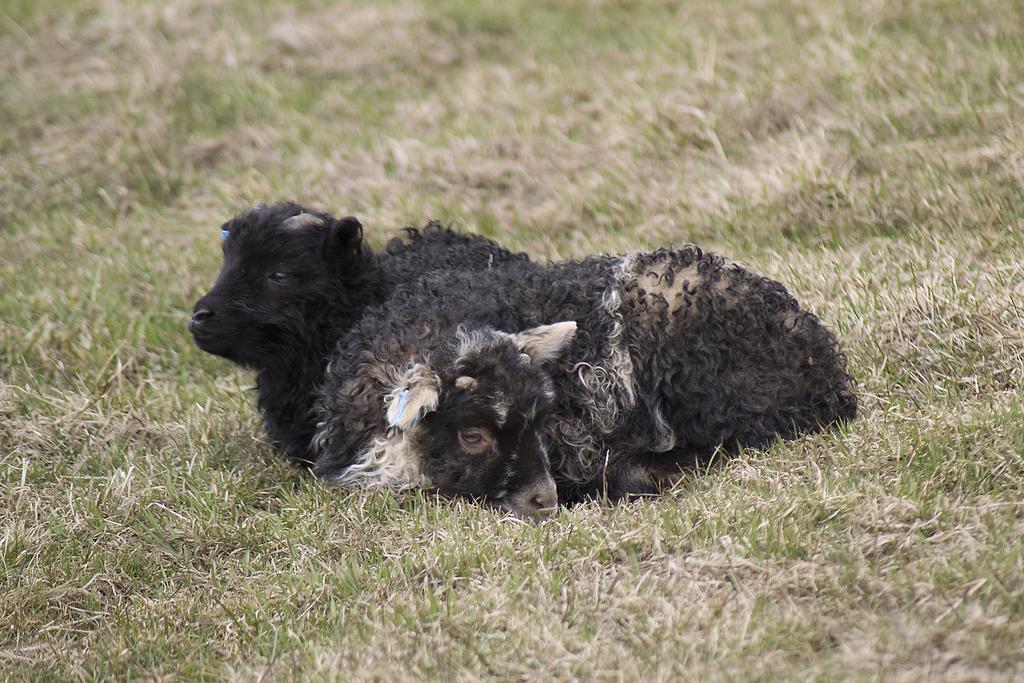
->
{"left": 313, "top": 321, "right": 576, "bottom": 517}
{"left": 312, "top": 246, "right": 857, "bottom": 514}
{"left": 189, "top": 203, "right": 531, "bottom": 466}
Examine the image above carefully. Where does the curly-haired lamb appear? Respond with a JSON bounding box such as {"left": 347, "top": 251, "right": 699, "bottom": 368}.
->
{"left": 188, "top": 202, "right": 532, "bottom": 465}
{"left": 312, "top": 246, "right": 857, "bottom": 508}
{"left": 310, "top": 321, "right": 576, "bottom": 517}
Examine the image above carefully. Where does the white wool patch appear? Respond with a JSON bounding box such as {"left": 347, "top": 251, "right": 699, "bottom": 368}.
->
{"left": 327, "top": 431, "right": 428, "bottom": 490}
{"left": 454, "top": 326, "right": 497, "bottom": 358}
{"left": 649, "top": 403, "right": 677, "bottom": 452}
{"left": 314, "top": 361, "right": 437, "bottom": 490}
{"left": 310, "top": 420, "right": 330, "bottom": 454}
{"left": 455, "top": 375, "right": 478, "bottom": 390}
{"left": 550, "top": 256, "right": 678, "bottom": 482}
{"left": 384, "top": 364, "right": 440, "bottom": 430}
{"left": 614, "top": 257, "right": 677, "bottom": 453}
{"left": 282, "top": 213, "right": 325, "bottom": 230}
{"left": 577, "top": 283, "right": 639, "bottom": 433}
{"left": 550, "top": 272, "right": 638, "bottom": 473}
{"left": 621, "top": 251, "right": 702, "bottom": 316}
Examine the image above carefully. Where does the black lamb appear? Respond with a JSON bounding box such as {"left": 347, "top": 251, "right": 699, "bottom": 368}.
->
{"left": 312, "top": 247, "right": 857, "bottom": 509}
{"left": 188, "top": 202, "right": 531, "bottom": 465}
{"left": 311, "top": 321, "right": 577, "bottom": 517}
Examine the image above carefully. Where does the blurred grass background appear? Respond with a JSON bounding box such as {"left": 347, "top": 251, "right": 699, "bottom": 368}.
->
{"left": 1, "top": 0, "right": 1023, "bottom": 679}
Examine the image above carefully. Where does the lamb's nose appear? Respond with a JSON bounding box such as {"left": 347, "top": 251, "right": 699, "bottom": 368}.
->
{"left": 191, "top": 308, "right": 214, "bottom": 323}
{"left": 190, "top": 308, "right": 214, "bottom": 330}
{"left": 505, "top": 477, "right": 559, "bottom": 519}
{"left": 529, "top": 481, "right": 558, "bottom": 512}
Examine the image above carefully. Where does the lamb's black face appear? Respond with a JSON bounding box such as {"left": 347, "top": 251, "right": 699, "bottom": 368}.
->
{"left": 413, "top": 334, "right": 560, "bottom": 519}
{"left": 189, "top": 203, "right": 364, "bottom": 368}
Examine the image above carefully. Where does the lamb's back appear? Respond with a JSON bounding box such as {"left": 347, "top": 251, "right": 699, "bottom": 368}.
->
{"left": 379, "top": 224, "right": 531, "bottom": 287}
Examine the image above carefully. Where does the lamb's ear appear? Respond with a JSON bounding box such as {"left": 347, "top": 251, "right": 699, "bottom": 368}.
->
{"left": 323, "top": 216, "right": 364, "bottom": 271}
{"left": 510, "top": 321, "right": 577, "bottom": 365}
{"left": 385, "top": 364, "right": 441, "bottom": 431}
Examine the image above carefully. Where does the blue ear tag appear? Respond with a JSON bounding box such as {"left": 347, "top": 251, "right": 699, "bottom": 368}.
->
{"left": 221, "top": 229, "right": 230, "bottom": 241}
{"left": 388, "top": 388, "right": 411, "bottom": 428}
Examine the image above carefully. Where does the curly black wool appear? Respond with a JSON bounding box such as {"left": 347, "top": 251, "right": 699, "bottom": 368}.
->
{"left": 313, "top": 247, "right": 856, "bottom": 504}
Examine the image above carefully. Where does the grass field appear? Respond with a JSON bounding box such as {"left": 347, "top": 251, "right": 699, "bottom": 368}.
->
{"left": 2, "top": 0, "right": 1023, "bottom": 679}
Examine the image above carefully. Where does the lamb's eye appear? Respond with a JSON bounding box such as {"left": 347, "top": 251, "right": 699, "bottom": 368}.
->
{"left": 458, "top": 427, "right": 493, "bottom": 454}
{"left": 268, "top": 272, "right": 294, "bottom": 286}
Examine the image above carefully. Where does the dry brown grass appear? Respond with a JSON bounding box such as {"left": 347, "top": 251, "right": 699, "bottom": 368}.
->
{"left": 2, "top": 0, "right": 1023, "bottom": 680}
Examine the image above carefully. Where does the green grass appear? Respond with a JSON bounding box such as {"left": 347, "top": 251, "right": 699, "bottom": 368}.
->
{"left": 2, "top": 0, "right": 1023, "bottom": 679}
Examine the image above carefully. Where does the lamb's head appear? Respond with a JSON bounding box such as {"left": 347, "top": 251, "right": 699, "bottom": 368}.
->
{"left": 384, "top": 321, "right": 577, "bottom": 519}
{"left": 189, "top": 203, "right": 369, "bottom": 368}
